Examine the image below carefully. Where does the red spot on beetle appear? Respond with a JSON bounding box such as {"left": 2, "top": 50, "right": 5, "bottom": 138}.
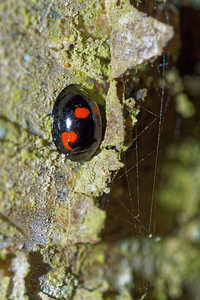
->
{"left": 74, "top": 107, "right": 90, "bottom": 119}
{"left": 61, "top": 131, "right": 77, "bottom": 150}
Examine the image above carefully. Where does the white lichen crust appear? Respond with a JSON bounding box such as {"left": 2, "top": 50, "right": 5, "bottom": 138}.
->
{"left": 106, "top": 0, "right": 174, "bottom": 77}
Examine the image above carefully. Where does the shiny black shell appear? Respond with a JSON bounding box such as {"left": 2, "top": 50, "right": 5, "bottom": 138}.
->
{"left": 52, "top": 84, "right": 102, "bottom": 162}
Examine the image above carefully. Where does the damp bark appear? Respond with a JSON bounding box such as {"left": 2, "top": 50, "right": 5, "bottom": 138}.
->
{"left": 0, "top": 0, "right": 174, "bottom": 299}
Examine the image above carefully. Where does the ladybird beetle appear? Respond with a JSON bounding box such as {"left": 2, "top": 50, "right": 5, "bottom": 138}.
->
{"left": 52, "top": 84, "right": 102, "bottom": 161}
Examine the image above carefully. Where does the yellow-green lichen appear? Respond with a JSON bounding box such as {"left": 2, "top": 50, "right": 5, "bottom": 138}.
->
{"left": 74, "top": 149, "right": 124, "bottom": 197}
{"left": 69, "top": 37, "right": 111, "bottom": 81}
{"left": 0, "top": 217, "right": 24, "bottom": 242}
{"left": 39, "top": 268, "right": 76, "bottom": 299}
{"left": 0, "top": 275, "right": 10, "bottom": 300}
{"left": 20, "top": 7, "right": 30, "bottom": 28}
{"left": 0, "top": 118, "right": 20, "bottom": 143}
{"left": 74, "top": 288, "right": 103, "bottom": 300}
{"left": 47, "top": 2, "right": 111, "bottom": 82}
{"left": 77, "top": 0, "right": 104, "bottom": 36}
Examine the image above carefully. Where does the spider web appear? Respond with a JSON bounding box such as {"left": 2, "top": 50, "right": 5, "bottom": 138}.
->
{"left": 103, "top": 54, "right": 171, "bottom": 232}
{"left": 104, "top": 59, "right": 170, "bottom": 298}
